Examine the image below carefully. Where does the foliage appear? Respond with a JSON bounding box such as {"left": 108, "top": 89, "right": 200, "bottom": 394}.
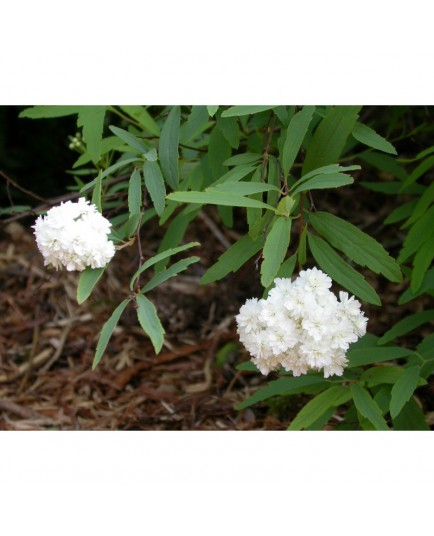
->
{"left": 14, "top": 105, "right": 434, "bottom": 430}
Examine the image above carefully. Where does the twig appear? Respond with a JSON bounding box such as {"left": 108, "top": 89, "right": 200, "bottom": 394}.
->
{"left": 198, "top": 211, "right": 231, "bottom": 249}
{"left": 0, "top": 170, "right": 47, "bottom": 203}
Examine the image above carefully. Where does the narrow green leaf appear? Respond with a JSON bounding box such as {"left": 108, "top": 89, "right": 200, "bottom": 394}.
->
{"left": 109, "top": 125, "right": 148, "bottom": 153}
{"left": 399, "top": 268, "right": 434, "bottom": 304}
{"left": 136, "top": 295, "right": 165, "bottom": 354}
{"left": 217, "top": 115, "right": 240, "bottom": 149}
{"left": 267, "top": 155, "right": 281, "bottom": 207}
{"left": 309, "top": 211, "right": 402, "bottom": 282}
{"left": 79, "top": 157, "right": 141, "bottom": 194}
{"left": 384, "top": 200, "right": 419, "bottom": 225}
{"left": 143, "top": 160, "right": 166, "bottom": 216}
{"left": 128, "top": 168, "right": 142, "bottom": 216}
{"left": 236, "top": 375, "right": 325, "bottom": 410}
{"left": 119, "top": 105, "right": 160, "bottom": 136}
{"left": 209, "top": 182, "right": 280, "bottom": 196}
{"left": 390, "top": 366, "right": 421, "bottom": 419}
{"left": 302, "top": 106, "right": 361, "bottom": 175}
{"left": 159, "top": 106, "right": 181, "bottom": 189}
{"left": 142, "top": 256, "right": 200, "bottom": 293}
{"left": 299, "top": 164, "right": 361, "bottom": 183}
{"left": 397, "top": 205, "right": 434, "bottom": 263}
{"left": 130, "top": 242, "right": 200, "bottom": 290}
{"left": 281, "top": 106, "right": 315, "bottom": 177}
{"left": 274, "top": 253, "right": 297, "bottom": 280}
{"left": 352, "top": 122, "right": 397, "bottom": 155}
{"left": 411, "top": 234, "right": 434, "bottom": 293}
{"left": 77, "top": 267, "right": 105, "bottom": 305}
{"left": 347, "top": 346, "right": 413, "bottom": 368}
{"left": 288, "top": 386, "right": 351, "bottom": 431}
{"left": 223, "top": 153, "right": 262, "bottom": 166}
{"left": 207, "top": 106, "right": 219, "bottom": 117}
{"left": 359, "top": 151, "right": 408, "bottom": 181}
{"left": 77, "top": 107, "right": 107, "bottom": 162}
{"left": 378, "top": 309, "right": 434, "bottom": 345}
{"left": 298, "top": 224, "right": 308, "bottom": 266}
{"left": 400, "top": 154, "right": 434, "bottom": 190}
{"left": 93, "top": 299, "right": 130, "bottom": 369}
{"left": 362, "top": 366, "right": 405, "bottom": 387}
{"left": 260, "top": 217, "right": 292, "bottom": 287}
{"left": 221, "top": 105, "right": 277, "bottom": 117}
{"left": 308, "top": 234, "right": 381, "bottom": 305}
{"left": 200, "top": 234, "right": 264, "bottom": 285}
{"left": 392, "top": 397, "right": 430, "bottom": 430}
{"left": 207, "top": 126, "right": 231, "bottom": 182}
{"left": 293, "top": 173, "right": 353, "bottom": 194}
{"left": 166, "top": 190, "right": 275, "bottom": 210}
{"left": 403, "top": 181, "right": 434, "bottom": 227}
{"left": 180, "top": 106, "right": 210, "bottom": 143}
{"left": 19, "top": 105, "right": 83, "bottom": 118}
{"left": 213, "top": 165, "right": 258, "bottom": 186}
{"left": 350, "top": 384, "right": 389, "bottom": 430}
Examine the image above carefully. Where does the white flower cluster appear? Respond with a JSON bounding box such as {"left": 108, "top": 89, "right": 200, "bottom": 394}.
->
{"left": 236, "top": 267, "right": 368, "bottom": 378}
{"left": 33, "top": 197, "right": 115, "bottom": 271}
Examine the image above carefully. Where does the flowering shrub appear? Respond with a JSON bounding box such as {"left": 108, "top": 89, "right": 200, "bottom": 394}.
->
{"left": 236, "top": 268, "right": 367, "bottom": 377}
{"left": 13, "top": 105, "right": 434, "bottom": 430}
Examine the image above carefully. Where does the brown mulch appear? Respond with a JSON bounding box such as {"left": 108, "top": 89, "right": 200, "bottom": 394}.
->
{"left": 0, "top": 213, "right": 288, "bottom": 430}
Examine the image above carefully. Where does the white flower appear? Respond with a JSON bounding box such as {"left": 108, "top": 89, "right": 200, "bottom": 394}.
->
{"left": 235, "top": 267, "right": 368, "bottom": 378}
{"left": 33, "top": 197, "right": 115, "bottom": 271}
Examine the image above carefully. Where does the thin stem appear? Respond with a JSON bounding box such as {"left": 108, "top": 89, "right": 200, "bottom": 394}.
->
{"left": 0, "top": 170, "right": 47, "bottom": 203}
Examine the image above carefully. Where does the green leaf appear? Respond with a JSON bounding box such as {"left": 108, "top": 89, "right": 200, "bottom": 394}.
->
{"left": 362, "top": 366, "right": 405, "bottom": 387}
{"left": 213, "top": 165, "right": 258, "bottom": 186}
{"left": 136, "top": 295, "right": 165, "bottom": 354}
{"left": 143, "top": 161, "right": 166, "bottom": 216}
{"left": 119, "top": 105, "right": 160, "bottom": 136}
{"left": 260, "top": 217, "right": 292, "bottom": 288}
{"left": 77, "top": 267, "right": 105, "bottom": 305}
{"left": 404, "top": 181, "right": 434, "bottom": 227}
{"left": 166, "top": 190, "right": 275, "bottom": 210}
{"left": 142, "top": 256, "right": 200, "bottom": 293}
{"left": 359, "top": 151, "right": 408, "bottom": 181}
{"left": 281, "top": 106, "right": 315, "bottom": 177}
{"left": 200, "top": 233, "right": 264, "bottom": 285}
{"left": 209, "top": 182, "right": 280, "bottom": 196}
{"left": 274, "top": 253, "right": 297, "bottom": 280}
{"left": 221, "top": 105, "right": 276, "bottom": 117}
{"left": 267, "top": 155, "right": 281, "bottom": 207}
{"left": 159, "top": 106, "right": 181, "bottom": 189}
{"left": 19, "top": 105, "right": 83, "bottom": 118}
{"left": 236, "top": 374, "right": 325, "bottom": 410}
{"left": 397, "top": 205, "right": 434, "bottom": 263}
{"left": 390, "top": 366, "right": 421, "bottom": 419}
{"left": 411, "top": 234, "right": 434, "bottom": 293}
{"left": 298, "top": 224, "right": 308, "bottom": 266}
{"left": 378, "top": 309, "right": 434, "bottom": 345}
{"left": 384, "top": 200, "right": 419, "bottom": 225}
{"left": 180, "top": 106, "right": 210, "bottom": 143}
{"left": 292, "top": 172, "right": 353, "bottom": 194}
{"left": 299, "top": 164, "right": 361, "bottom": 183}
{"left": 109, "top": 125, "right": 148, "bottom": 153}
{"left": 400, "top": 154, "right": 434, "bottom": 190}
{"left": 302, "top": 106, "right": 361, "bottom": 175}
{"left": 288, "top": 385, "right": 351, "bottom": 430}
{"left": 308, "top": 234, "right": 381, "bottom": 305}
{"left": 77, "top": 107, "right": 107, "bottom": 162}
{"left": 352, "top": 122, "right": 397, "bottom": 155}
{"left": 350, "top": 384, "right": 389, "bottom": 430}
{"left": 223, "top": 153, "right": 262, "bottom": 166}
{"left": 207, "top": 106, "right": 219, "bottom": 117}
{"left": 236, "top": 360, "right": 259, "bottom": 372}
{"left": 79, "top": 157, "right": 141, "bottom": 194}
{"left": 309, "top": 211, "right": 402, "bottom": 282}
{"left": 93, "top": 299, "right": 130, "bottom": 369}
{"left": 392, "top": 397, "right": 430, "bottom": 430}
{"left": 207, "top": 127, "right": 231, "bottom": 182}
{"left": 130, "top": 242, "right": 199, "bottom": 290}
{"left": 399, "top": 268, "right": 434, "bottom": 304}
{"left": 347, "top": 346, "right": 413, "bottom": 368}
{"left": 217, "top": 115, "right": 240, "bottom": 149}
{"left": 128, "top": 167, "right": 142, "bottom": 216}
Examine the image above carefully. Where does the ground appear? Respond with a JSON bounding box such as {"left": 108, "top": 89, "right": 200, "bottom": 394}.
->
{"left": 1, "top": 181, "right": 433, "bottom": 430}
